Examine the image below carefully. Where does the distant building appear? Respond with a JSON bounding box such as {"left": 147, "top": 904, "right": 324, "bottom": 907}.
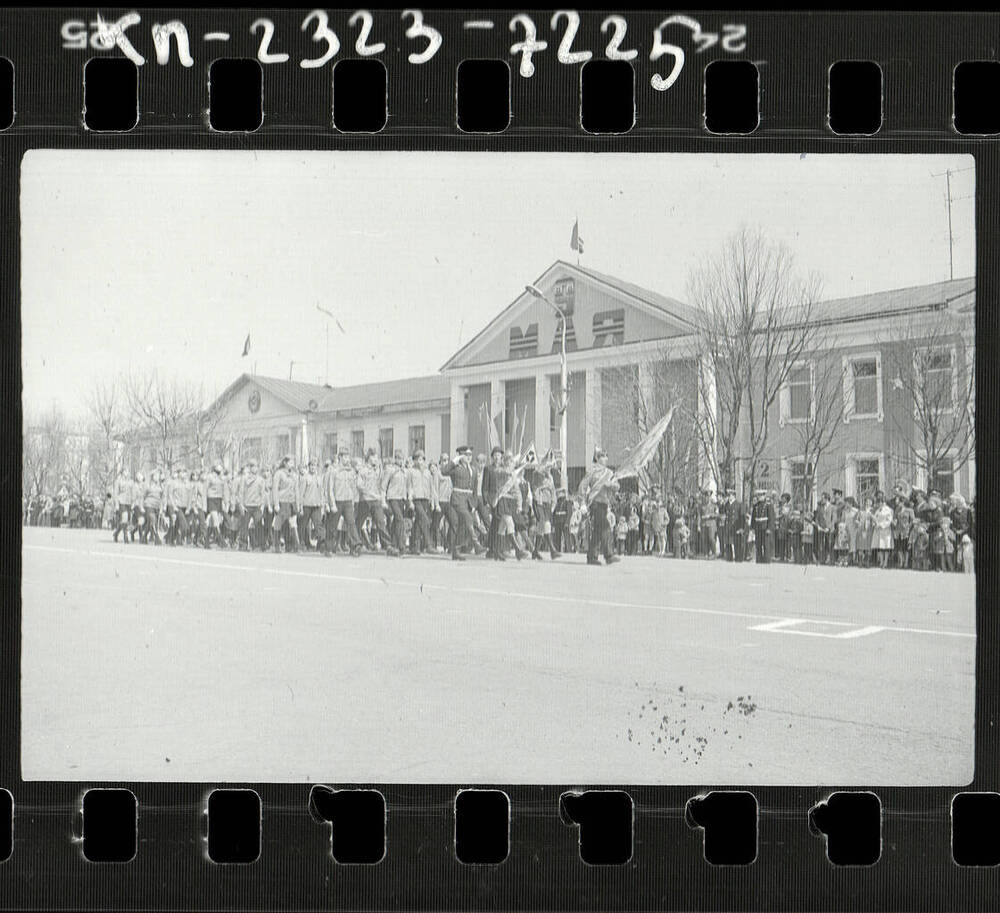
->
{"left": 190, "top": 261, "right": 975, "bottom": 502}
{"left": 185, "top": 372, "right": 451, "bottom": 470}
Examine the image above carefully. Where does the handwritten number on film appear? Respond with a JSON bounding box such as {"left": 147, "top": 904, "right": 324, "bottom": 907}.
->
{"left": 64, "top": 11, "right": 746, "bottom": 84}
{"left": 510, "top": 13, "right": 747, "bottom": 90}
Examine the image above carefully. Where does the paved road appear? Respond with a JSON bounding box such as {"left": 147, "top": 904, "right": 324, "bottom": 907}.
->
{"left": 21, "top": 527, "right": 975, "bottom": 785}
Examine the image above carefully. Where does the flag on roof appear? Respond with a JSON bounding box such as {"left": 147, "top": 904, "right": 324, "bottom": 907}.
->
{"left": 241, "top": 333, "right": 251, "bottom": 357}
{"left": 570, "top": 219, "right": 584, "bottom": 254}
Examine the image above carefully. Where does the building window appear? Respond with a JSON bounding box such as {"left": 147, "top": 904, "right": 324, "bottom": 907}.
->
{"left": 323, "top": 432, "right": 338, "bottom": 462}
{"left": 789, "top": 459, "right": 815, "bottom": 507}
{"left": 918, "top": 346, "right": 955, "bottom": 411}
{"left": 408, "top": 424, "right": 425, "bottom": 456}
{"left": 848, "top": 455, "right": 883, "bottom": 503}
{"left": 844, "top": 352, "right": 882, "bottom": 420}
{"left": 929, "top": 456, "right": 955, "bottom": 497}
{"left": 509, "top": 323, "right": 538, "bottom": 359}
{"left": 351, "top": 430, "right": 364, "bottom": 458}
{"left": 274, "top": 434, "right": 290, "bottom": 460}
{"left": 379, "top": 427, "right": 394, "bottom": 459}
{"left": 788, "top": 364, "right": 812, "bottom": 421}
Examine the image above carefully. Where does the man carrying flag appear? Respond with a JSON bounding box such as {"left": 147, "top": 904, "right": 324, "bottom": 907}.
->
{"left": 578, "top": 447, "right": 619, "bottom": 565}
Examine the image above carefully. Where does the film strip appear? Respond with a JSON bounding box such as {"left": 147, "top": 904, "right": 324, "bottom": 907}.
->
{"left": 0, "top": 8, "right": 997, "bottom": 911}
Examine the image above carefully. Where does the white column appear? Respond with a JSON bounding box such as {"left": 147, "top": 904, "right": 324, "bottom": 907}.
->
{"left": 449, "top": 381, "right": 465, "bottom": 452}
{"left": 535, "top": 373, "right": 551, "bottom": 453}
{"left": 491, "top": 378, "right": 506, "bottom": 449}
{"left": 585, "top": 366, "right": 602, "bottom": 464}
{"left": 300, "top": 417, "right": 309, "bottom": 462}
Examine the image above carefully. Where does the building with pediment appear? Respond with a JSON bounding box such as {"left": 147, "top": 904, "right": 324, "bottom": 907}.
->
{"left": 177, "top": 261, "right": 974, "bottom": 504}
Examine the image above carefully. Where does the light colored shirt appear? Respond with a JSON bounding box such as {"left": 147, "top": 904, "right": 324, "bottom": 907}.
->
{"left": 407, "top": 466, "right": 434, "bottom": 501}
{"left": 298, "top": 471, "right": 325, "bottom": 507}
{"left": 383, "top": 464, "right": 408, "bottom": 500}
{"left": 357, "top": 464, "right": 384, "bottom": 501}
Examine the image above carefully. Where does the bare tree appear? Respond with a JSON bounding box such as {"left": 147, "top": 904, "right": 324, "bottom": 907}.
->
{"left": 23, "top": 407, "right": 69, "bottom": 498}
{"left": 602, "top": 353, "right": 699, "bottom": 494}
{"left": 784, "top": 352, "right": 848, "bottom": 506}
{"left": 188, "top": 388, "right": 227, "bottom": 470}
{"left": 123, "top": 368, "right": 200, "bottom": 468}
{"left": 86, "top": 375, "right": 132, "bottom": 494}
{"left": 687, "top": 226, "right": 823, "bottom": 496}
{"left": 881, "top": 309, "right": 974, "bottom": 492}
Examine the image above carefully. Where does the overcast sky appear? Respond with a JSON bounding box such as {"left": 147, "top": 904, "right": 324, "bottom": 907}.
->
{"left": 21, "top": 150, "right": 974, "bottom": 418}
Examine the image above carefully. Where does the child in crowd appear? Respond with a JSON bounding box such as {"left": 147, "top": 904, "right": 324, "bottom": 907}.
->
{"left": 627, "top": 504, "right": 641, "bottom": 555}
{"left": 834, "top": 517, "right": 850, "bottom": 566}
{"left": 673, "top": 516, "right": 690, "bottom": 559}
{"left": 567, "top": 499, "right": 582, "bottom": 553}
{"left": 615, "top": 512, "right": 628, "bottom": 555}
{"left": 935, "top": 516, "right": 955, "bottom": 572}
{"left": 961, "top": 534, "right": 974, "bottom": 574}
{"left": 911, "top": 521, "right": 930, "bottom": 571}
{"left": 801, "top": 510, "right": 815, "bottom": 564}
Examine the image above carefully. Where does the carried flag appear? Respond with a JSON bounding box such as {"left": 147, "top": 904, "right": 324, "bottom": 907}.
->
{"left": 480, "top": 402, "right": 502, "bottom": 454}
{"left": 570, "top": 219, "right": 584, "bottom": 254}
{"left": 241, "top": 333, "right": 251, "bottom": 357}
{"left": 493, "top": 454, "right": 534, "bottom": 507}
{"left": 611, "top": 406, "right": 675, "bottom": 482}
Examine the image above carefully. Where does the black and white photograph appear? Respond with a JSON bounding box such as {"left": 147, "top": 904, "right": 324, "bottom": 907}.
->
{"left": 20, "top": 150, "right": 975, "bottom": 785}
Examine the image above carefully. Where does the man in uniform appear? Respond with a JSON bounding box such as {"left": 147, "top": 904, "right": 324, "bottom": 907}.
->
{"left": 357, "top": 448, "right": 390, "bottom": 552}
{"left": 474, "top": 452, "right": 492, "bottom": 535}
{"left": 441, "top": 445, "right": 486, "bottom": 561}
{"left": 751, "top": 490, "right": 770, "bottom": 563}
{"left": 164, "top": 466, "right": 188, "bottom": 546}
{"left": 238, "top": 459, "right": 267, "bottom": 551}
{"left": 298, "top": 458, "right": 327, "bottom": 553}
{"left": 481, "top": 446, "right": 504, "bottom": 559}
{"left": 814, "top": 491, "right": 833, "bottom": 565}
{"left": 188, "top": 470, "right": 205, "bottom": 547}
{"left": 271, "top": 455, "right": 301, "bottom": 553}
{"left": 382, "top": 450, "right": 408, "bottom": 557}
{"left": 407, "top": 450, "right": 435, "bottom": 555}
{"left": 112, "top": 468, "right": 134, "bottom": 544}
{"left": 578, "top": 446, "right": 620, "bottom": 566}
{"left": 330, "top": 447, "right": 362, "bottom": 556}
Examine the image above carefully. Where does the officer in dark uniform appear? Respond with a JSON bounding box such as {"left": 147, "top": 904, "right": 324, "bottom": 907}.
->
{"left": 481, "top": 446, "right": 504, "bottom": 559}
{"left": 442, "top": 445, "right": 486, "bottom": 561}
{"left": 751, "top": 490, "right": 770, "bottom": 563}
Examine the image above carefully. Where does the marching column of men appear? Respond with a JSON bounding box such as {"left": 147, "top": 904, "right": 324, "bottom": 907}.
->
{"left": 105, "top": 443, "right": 575, "bottom": 562}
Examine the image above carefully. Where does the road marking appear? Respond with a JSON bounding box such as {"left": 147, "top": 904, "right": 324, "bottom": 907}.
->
{"left": 749, "top": 618, "right": 885, "bottom": 638}
{"left": 23, "top": 543, "right": 975, "bottom": 640}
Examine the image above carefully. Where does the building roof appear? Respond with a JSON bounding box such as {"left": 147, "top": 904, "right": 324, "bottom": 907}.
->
{"left": 803, "top": 276, "right": 975, "bottom": 326}
{"left": 568, "top": 261, "right": 704, "bottom": 328}
{"left": 219, "top": 372, "right": 450, "bottom": 416}
{"left": 319, "top": 373, "right": 451, "bottom": 412}
{"left": 251, "top": 375, "right": 334, "bottom": 413}
{"left": 441, "top": 259, "right": 703, "bottom": 371}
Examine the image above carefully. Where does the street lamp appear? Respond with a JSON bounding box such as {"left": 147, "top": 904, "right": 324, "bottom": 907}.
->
{"left": 526, "top": 283, "right": 569, "bottom": 495}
